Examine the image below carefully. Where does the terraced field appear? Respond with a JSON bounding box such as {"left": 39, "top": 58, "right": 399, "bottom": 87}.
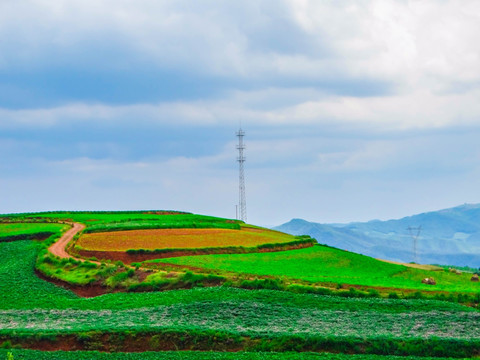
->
{"left": 2, "top": 239, "right": 480, "bottom": 356}
{"left": 77, "top": 227, "right": 296, "bottom": 251}
{"left": 0, "top": 223, "right": 69, "bottom": 242}
{"left": 158, "top": 245, "right": 480, "bottom": 293}
{"left": 6, "top": 211, "right": 241, "bottom": 232}
{"left": 1, "top": 350, "right": 471, "bottom": 360}
{"left": 2, "top": 299, "right": 479, "bottom": 338}
{"left": 1, "top": 211, "right": 480, "bottom": 358}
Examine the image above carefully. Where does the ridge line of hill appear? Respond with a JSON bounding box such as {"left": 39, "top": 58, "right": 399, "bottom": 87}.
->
{"left": 274, "top": 203, "right": 480, "bottom": 267}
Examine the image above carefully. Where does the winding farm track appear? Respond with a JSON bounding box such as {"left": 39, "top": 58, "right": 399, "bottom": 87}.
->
{"left": 48, "top": 222, "right": 85, "bottom": 259}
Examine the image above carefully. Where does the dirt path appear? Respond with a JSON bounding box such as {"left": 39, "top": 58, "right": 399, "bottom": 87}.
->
{"left": 48, "top": 222, "right": 85, "bottom": 259}
{"left": 377, "top": 258, "right": 442, "bottom": 271}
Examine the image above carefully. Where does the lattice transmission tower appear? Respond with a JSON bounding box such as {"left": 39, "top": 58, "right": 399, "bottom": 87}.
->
{"left": 236, "top": 128, "right": 247, "bottom": 222}
{"left": 407, "top": 225, "right": 422, "bottom": 264}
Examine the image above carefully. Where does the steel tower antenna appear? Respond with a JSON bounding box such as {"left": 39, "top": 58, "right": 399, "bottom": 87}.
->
{"left": 407, "top": 225, "right": 422, "bottom": 263}
{"left": 236, "top": 128, "right": 247, "bottom": 222}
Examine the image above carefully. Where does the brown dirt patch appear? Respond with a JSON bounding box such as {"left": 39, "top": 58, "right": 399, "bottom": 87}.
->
{"left": 77, "top": 227, "right": 295, "bottom": 251}
{"left": 76, "top": 242, "right": 313, "bottom": 264}
{"left": 376, "top": 258, "right": 443, "bottom": 271}
{"left": 35, "top": 269, "right": 117, "bottom": 297}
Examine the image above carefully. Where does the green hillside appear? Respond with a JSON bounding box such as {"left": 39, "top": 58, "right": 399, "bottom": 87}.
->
{"left": 159, "top": 245, "right": 480, "bottom": 292}
{"left": 4, "top": 211, "right": 242, "bottom": 232}
{"left": 1, "top": 239, "right": 479, "bottom": 356}
{"left": 0, "top": 223, "right": 68, "bottom": 242}
{"left": 1, "top": 211, "right": 479, "bottom": 358}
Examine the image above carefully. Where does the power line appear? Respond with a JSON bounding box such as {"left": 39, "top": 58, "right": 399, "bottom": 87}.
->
{"left": 407, "top": 225, "right": 422, "bottom": 263}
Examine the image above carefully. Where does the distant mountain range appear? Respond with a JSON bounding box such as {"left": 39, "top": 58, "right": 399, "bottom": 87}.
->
{"left": 274, "top": 203, "right": 480, "bottom": 268}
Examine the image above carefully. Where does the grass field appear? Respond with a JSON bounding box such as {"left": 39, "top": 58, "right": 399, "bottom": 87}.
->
{"left": 0, "top": 223, "right": 68, "bottom": 241}
{"left": 1, "top": 350, "right": 474, "bottom": 360}
{"left": 2, "top": 240, "right": 480, "bottom": 355}
{"left": 2, "top": 298, "right": 479, "bottom": 338}
{"left": 77, "top": 227, "right": 295, "bottom": 251}
{"left": 2, "top": 211, "right": 480, "bottom": 357}
{"left": 159, "top": 245, "right": 480, "bottom": 292}
{"left": 4, "top": 212, "right": 241, "bottom": 232}
{"left": 6, "top": 240, "right": 473, "bottom": 312}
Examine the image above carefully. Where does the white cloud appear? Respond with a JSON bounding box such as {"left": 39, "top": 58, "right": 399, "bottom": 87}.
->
{"left": 2, "top": 0, "right": 480, "bottom": 224}
{"left": 1, "top": 0, "right": 479, "bottom": 88}
{"left": 288, "top": 0, "right": 480, "bottom": 90}
{"left": 278, "top": 89, "right": 480, "bottom": 129}
{"left": 2, "top": 84, "right": 480, "bottom": 131}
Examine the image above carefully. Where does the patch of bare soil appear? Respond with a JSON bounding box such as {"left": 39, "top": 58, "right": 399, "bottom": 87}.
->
{"left": 34, "top": 269, "right": 117, "bottom": 297}
{"left": 76, "top": 242, "right": 314, "bottom": 264}
{"left": 376, "top": 258, "right": 443, "bottom": 271}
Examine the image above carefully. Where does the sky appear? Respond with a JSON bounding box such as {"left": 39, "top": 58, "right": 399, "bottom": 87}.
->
{"left": 2, "top": 0, "right": 480, "bottom": 227}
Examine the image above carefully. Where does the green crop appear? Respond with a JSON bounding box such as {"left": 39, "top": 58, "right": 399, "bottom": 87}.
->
{"left": 2, "top": 350, "right": 474, "bottom": 360}
{"left": 1, "top": 241, "right": 479, "bottom": 346}
{"left": 0, "top": 223, "right": 68, "bottom": 242}
{"left": 1, "top": 212, "right": 480, "bottom": 357}
{"left": 2, "top": 241, "right": 472, "bottom": 313}
{"left": 2, "top": 300, "right": 479, "bottom": 339}
{"left": 2, "top": 350, "right": 478, "bottom": 360}
{"left": 3, "top": 212, "right": 242, "bottom": 232}
{"left": 161, "top": 245, "right": 480, "bottom": 292}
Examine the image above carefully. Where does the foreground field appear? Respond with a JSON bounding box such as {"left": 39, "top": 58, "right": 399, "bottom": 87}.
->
{"left": 77, "top": 227, "right": 295, "bottom": 251}
{"left": 1, "top": 211, "right": 480, "bottom": 358}
{"left": 158, "top": 245, "right": 480, "bottom": 293}
{"left": 1, "top": 239, "right": 479, "bottom": 356}
{"left": 1, "top": 350, "right": 476, "bottom": 360}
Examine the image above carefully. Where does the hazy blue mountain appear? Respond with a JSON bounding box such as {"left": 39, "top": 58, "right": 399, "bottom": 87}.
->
{"left": 274, "top": 203, "right": 480, "bottom": 267}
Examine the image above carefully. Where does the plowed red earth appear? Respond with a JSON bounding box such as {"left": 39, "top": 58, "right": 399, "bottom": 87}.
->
{"left": 77, "top": 228, "right": 295, "bottom": 251}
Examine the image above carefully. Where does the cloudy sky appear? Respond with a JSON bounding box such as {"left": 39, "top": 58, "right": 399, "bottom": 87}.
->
{"left": 1, "top": 0, "right": 480, "bottom": 226}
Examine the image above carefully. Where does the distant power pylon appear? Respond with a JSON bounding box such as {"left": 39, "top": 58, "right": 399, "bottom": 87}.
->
{"left": 407, "top": 226, "right": 422, "bottom": 263}
{"left": 236, "top": 128, "right": 247, "bottom": 222}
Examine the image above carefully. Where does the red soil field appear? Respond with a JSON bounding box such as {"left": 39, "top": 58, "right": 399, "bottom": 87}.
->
{"left": 77, "top": 228, "right": 295, "bottom": 251}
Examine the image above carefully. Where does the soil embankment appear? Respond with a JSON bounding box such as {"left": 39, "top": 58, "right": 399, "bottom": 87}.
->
{"left": 75, "top": 241, "right": 314, "bottom": 264}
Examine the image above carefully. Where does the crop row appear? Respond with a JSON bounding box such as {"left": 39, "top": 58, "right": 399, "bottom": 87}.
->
{"left": 77, "top": 228, "right": 294, "bottom": 251}
{"left": 1, "top": 241, "right": 476, "bottom": 312}
{"left": 83, "top": 221, "right": 241, "bottom": 233}
{"left": 1, "top": 350, "right": 475, "bottom": 360}
{"left": 161, "top": 245, "right": 480, "bottom": 293}
{"left": 3, "top": 330, "right": 480, "bottom": 356}
{"left": 0, "top": 223, "right": 68, "bottom": 241}
{"left": 2, "top": 239, "right": 480, "bottom": 356}
{"left": 3, "top": 212, "right": 239, "bottom": 229}
{"left": 0, "top": 232, "right": 58, "bottom": 243}
{"left": 126, "top": 237, "right": 314, "bottom": 255}
{"left": 1, "top": 300, "right": 479, "bottom": 339}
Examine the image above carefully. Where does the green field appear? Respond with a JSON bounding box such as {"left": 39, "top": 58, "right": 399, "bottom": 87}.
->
{"left": 3, "top": 211, "right": 241, "bottom": 232}
{"left": 158, "top": 245, "right": 480, "bottom": 292}
{"left": 1, "top": 350, "right": 476, "bottom": 360}
{"left": 4, "top": 241, "right": 474, "bottom": 312}
{"left": 1, "top": 211, "right": 480, "bottom": 357}
{"left": 2, "top": 240, "right": 478, "bottom": 352}
{"left": 4, "top": 350, "right": 477, "bottom": 360}
{"left": 0, "top": 223, "right": 68, "bottom": 241}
